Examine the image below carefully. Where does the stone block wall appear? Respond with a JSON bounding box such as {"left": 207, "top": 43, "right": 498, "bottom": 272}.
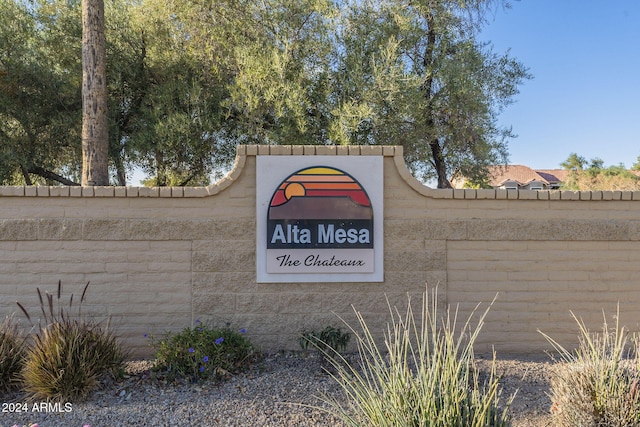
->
{"left": 1, "top": 145, "right": 640, "bottom": 357}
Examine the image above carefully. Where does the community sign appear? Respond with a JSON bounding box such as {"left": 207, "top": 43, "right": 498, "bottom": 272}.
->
{"left": 256, "top": 156, "right": 383, "bottom": 283}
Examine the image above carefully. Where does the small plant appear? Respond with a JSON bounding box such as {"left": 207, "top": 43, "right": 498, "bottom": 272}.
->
{"left": 17, "top": 281, "right": 126, "bottom": 401}
{"left": 149, "top": 322, "right": 256, "bottom": 382}
{"left": 540, "top": 306, "right": 640, "bottom": 427}
{"left": 0, "top": 315, "right": 27, "bottom": 392}
{"left": 298, "top": 326, "right": 351, "bottom": 354}
{"left": 315, "top": 287, "right": 512, "bottom": 427}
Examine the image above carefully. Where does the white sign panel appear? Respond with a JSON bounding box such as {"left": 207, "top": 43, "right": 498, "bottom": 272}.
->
{"left": 257, "top": 155, "right": 383, "bottom": 283}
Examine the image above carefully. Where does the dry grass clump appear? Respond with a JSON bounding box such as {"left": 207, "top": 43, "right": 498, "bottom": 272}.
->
{"left": 316, "top": 287, "right": 512, "bottom": 427}
{"left": 21, "top": 317, "right": 125, "bottom": 401}
{"left": 0, "top": 315, "right": 27, "bottom": 392}
{"left": 17, "top": 281, "right": 126, "bottom": 401}
{"left": 541, "top": 307, "right": 640, "bottom": 427}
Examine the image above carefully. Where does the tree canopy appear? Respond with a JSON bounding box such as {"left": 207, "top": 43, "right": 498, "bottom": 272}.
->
{"left": 0, "top": 0, "right": 530, "bottom": 187}
{"left": 561, "top": 153, "right": 640, "bottom": 191}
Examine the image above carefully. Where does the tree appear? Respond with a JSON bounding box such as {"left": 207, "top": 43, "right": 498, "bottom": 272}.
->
{"left": 115, "top": 0, "right": 236, "bottom": 186}
{"left": 586, "top": 157, "right": 604, "bottom": 177}
{"left": 190, "top": 0, "right": 336, "bottom": 145}
{"left": 329, "top": 0, "right": 531, "bottom": 188}
{"left": 560, "top": 152, "right": 586, "bottom": 171}
{"left": 1, "top": 0, "right": 142, "bottom": 186}
{"left": 1, "top": 0, "right": 530, "bottom": 187}
{"left": 124, "top": 0, "right": 335, "bottom": 184}
{"left": 81, "top": 0, "right": 109, "bottom": 185}
{"left": 2, "top": 0, "right": 228, "bottom": 186}
{"left": 0, "top": 0, "right": 82, "bottom": 185}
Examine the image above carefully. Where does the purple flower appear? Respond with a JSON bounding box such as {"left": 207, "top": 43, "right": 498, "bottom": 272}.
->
{"left": 203, "top": 356, "right": 209, "bottom": 362}
{"left": 199, "top": 366, "right": 205, "bottom": 373}
{"left": 195, "top": 319, "right": 200, "bottom": 324}
{"left": 239, "top": 328, "right": 247, "bottom": 334}
{"left": 215, "top": 337, "right": 224, "bottom": 345}
{"left": 143, "top": 333, "right": 148, "bottom": 338}
{"left": 188, "top": 348, "right": 195, "bottom": 353}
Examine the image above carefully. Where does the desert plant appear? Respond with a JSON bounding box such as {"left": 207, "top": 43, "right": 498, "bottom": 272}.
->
{"left": 149, "top": 321, "right": 256, "bottom": 382}
{"left": 0, "top": 315, "right": 27, "bottom": 392}
{"left": 540, "top": 306, "right": 640, "bottom": 427}
{"left": 316, "top": 287, "right": 512, "bottom": 427}
{"left": 299, "top": 326, "right": 351, "bottom": 354}
{"left": 17, "top": 281, "right": 126, "bottom": 401}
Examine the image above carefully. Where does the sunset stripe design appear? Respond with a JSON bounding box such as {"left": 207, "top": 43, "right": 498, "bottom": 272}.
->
{"left": 269, "top": 167, "right": 371, "bottom": 207}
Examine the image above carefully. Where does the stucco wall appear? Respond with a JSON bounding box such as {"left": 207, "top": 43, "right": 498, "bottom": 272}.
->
{"left": 2, "top": 145, "right": 640, "bottom": 357}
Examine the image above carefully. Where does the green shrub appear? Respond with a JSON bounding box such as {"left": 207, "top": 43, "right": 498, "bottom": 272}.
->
{"left": 540, "top": 306, "right": 640, "bottom": 427}
{"left": 149, "top": 322, "right": 257, "bottom": 382}
{"left": 316, "top": 287, "right": 512, "bottom": 427}
{"left": 0, "top": 316, "right": 26, "bottom": 392}
{"left": 17, "top": 281, "right": 126, "bottom": 401}
{"left": 299, "top": 326, "right": 351, "bottom": 353}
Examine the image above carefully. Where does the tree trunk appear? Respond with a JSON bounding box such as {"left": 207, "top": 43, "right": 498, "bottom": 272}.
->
{"left": 422, "top": 11, "right": 450, "bottom": 189}
{"left": 429, "top": 139, "right": 452, "bottom": 189}
{"left": 114, "top": 155, "right": 127, "bottom": 186}
{"left": 20, "top": 164, "right": 33, "bottom": 186}
{"left": 81, "top": 0, "right": 109, "bottom": 186}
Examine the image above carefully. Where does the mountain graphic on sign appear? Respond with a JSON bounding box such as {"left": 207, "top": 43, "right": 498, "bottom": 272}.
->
{"left": 268, "top": 167, "right": 373, "bottom": 220}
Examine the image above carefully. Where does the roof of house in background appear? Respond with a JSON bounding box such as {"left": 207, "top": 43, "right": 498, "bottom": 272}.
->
{"left": 488, "top": 165, "right": 568, "bottom": 187}
{"left": 533, "top": 169, "right": 570, "bottom": 183}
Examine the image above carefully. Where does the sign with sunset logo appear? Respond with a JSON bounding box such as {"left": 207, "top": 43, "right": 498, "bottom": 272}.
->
{"left": 257, "top": 156, "right": 383, "bottom": 283}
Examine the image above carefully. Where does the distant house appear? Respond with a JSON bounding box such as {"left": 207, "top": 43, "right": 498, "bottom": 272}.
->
{"left": 452, "top": 165, "right": 569, "bottom": 190}
{"left": 489, "top": 165, "right": 569, "bottom": 190}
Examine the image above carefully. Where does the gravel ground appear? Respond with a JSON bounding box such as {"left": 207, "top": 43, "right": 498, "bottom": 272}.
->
{"left": 476, "top": 355, "right": 554, "bottom": 427}
{"left": 2, "top": 352, "right": 554, "bottom": 427}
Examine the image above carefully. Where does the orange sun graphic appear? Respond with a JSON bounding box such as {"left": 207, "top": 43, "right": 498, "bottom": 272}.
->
{"left": 284, "top": 182, "right": 305, "bottom": 199}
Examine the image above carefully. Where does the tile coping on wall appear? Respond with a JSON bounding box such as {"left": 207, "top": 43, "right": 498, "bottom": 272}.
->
{"left": 2, "top": 144, "right": 640, "bottom": 201}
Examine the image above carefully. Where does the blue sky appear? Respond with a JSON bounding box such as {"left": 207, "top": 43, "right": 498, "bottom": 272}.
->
{"left": 481, "top": 0, "right": 640, "bottom": 170}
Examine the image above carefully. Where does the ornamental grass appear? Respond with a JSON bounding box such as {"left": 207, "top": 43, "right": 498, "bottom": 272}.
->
{"left": 540, "top": 306, "right": 640, "bottom": 427}
{"left": 0, "top": 315, "right": 27, "bottom": 392}
{"left": 17, "top": 281, "right": 126, "bottom": 401}
{"left": 316, "top": 287, "right": 512, "bottom": 427}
